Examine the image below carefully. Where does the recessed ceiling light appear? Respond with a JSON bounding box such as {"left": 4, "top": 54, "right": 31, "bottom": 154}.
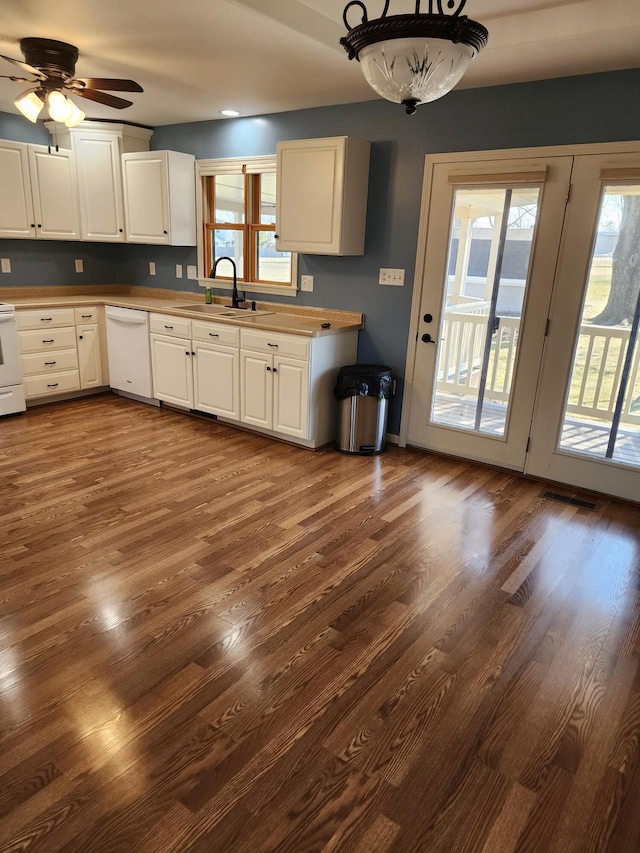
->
{"left": 219, "top": 109, "right": 242, "bottom": 118}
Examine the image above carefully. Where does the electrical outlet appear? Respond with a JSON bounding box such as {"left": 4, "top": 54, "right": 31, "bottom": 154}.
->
{"left": 176, "top": 264, "right": 183, "bottom": 278}
{"left": 1, "top": 258, "right": 11, "bottom": 274}
{"left": 187, "top": 265, "right": 198, "bottom": 280}
{"left": 75, "top": 259, "right": 84, "bottom": 273}
{"left": 300, "top": 275, "right": 314, "bottom": 292}
{"left": 149, "top": 261, "right": 156, "bottom": 276}
{"left": 379, "top": 268, "right": 405, "bottom": 286}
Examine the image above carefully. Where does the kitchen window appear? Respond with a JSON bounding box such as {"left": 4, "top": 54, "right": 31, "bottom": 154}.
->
{"left": 197, "top": 156, "right": 297, "bottom": 295}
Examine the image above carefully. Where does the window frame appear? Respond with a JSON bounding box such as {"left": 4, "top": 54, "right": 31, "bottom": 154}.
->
{"left": 196, "top": 155, "right": 298, "bottom": 297}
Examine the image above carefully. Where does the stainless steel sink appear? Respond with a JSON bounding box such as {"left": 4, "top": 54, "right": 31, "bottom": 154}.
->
{"left": 172, "top": 304, "right": 274, "bottom": 317}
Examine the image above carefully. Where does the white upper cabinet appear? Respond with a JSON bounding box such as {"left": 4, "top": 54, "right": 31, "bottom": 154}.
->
{"left": 28, "top": 145, "right": 81, "bottom": 240}
{"left": 0, "top": 140, "right": 35, "bottom": 238}
{"left": 71, "top": 130, "right": 125, "bottom": 242}
{"left": 275, "top": 136, "right": 370, "bottom": 256}
{"left": 122, "top": 150, "right": 197, "bottom": 246}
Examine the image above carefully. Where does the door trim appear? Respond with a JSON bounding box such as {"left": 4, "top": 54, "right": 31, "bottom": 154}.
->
{"left": 401, "top": 140, "right": 640, "bottom": 449}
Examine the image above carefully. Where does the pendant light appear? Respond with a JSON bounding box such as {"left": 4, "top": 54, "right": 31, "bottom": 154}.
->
{"left": 341, "top": 0, "right": 488, "bottom": 115}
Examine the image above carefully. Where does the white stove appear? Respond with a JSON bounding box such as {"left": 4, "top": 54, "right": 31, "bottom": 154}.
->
{"left": 0, "top": 302, "right": 26, "bottom": 416}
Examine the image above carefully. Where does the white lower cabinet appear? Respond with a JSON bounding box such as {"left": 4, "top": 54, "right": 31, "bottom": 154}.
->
{"left": 17, "top": 306, "right": 104, "bottom": 400}
{"left": 240, "top": 349, "right": 309, "bottom": 439}
{"left": 150, "top": 333, "right": 194, "bottom": 408}
{"left": 149, "top": 314, "right": 240, "bottom": 417}
{"left": 150, "top": 314, "right": 358, "bottom": 448}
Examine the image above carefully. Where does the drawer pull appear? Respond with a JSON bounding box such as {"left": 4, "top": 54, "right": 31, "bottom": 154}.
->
{"left": 209, "top": 333, "right": 219, "bottom": 338}
{"left": 42, "top": 339, "right": 55, "bottom": 343}
{"left": 40, "top": 317, "right": 53, "bottom": 322}
{"left": 45, "top": 361, "right": 56, "bottom": 365}
{"left": 81, "top": 314, "right": 92, "bottom": 319}
{"left": 267, "top": 343, "right": 279, "bottom": 348}
{"left": 47, "top": 383, "right": 59, "bottom": 388}
{"left": 165, "top": 325, "right": 174, "bottom": 330}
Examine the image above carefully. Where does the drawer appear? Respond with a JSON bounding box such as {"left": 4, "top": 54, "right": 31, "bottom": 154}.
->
{"left": 150, "top": 313, "right": 192, "bottom": 339}
{"left": 74, "top": 306, "right": 99, "bottom": 324}
{"left": 240, "top": 329, "right": 310, "bottom": 360}
{"left": 192, "top": 321, "right": 240, "bottom": 347}
{"left": 24, "top": 370, "right": 80, "bottom": 399}
{"left": 19, "top": 327, "right": 77, "bottom": 353}
{"left": 17, "top": 307, "right": 76, "bottom": 330}
{"left": 22, "top": 348, "right": 78, "bottom": 376}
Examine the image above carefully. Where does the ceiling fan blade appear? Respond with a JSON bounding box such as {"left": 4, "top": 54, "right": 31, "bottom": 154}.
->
{"left": 0, "top": 53, "right": 47, "bottom": 80}
{"left": 73, "top": 77, "right": 143, "bottom": 93}
{"left": 72, "top": 88, "right": 133, "bottom": 109}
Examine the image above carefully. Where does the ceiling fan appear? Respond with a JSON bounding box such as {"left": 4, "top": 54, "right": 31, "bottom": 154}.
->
{"left": 0, "top": 37, "right": 143, "bottom": 126}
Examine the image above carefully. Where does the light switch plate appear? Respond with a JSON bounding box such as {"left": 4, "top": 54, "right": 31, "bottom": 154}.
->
{"left": 187, "top": 265, "right": 198, "bottom": 280}
{"left": 1, "top": 258, "right": 10, "bottom": 274}
{"left": 379, "top": 268, "right": 405, "bottom": 286}
{"left": 300, "top": 275, "right": 314, "bottom": 292}
{"left": 176, "top": 264, "right": 183, "bottom": 278}
{"left": 149, "top": 261, "right": 156, "bottom": 276}
{"left": 75, "top": 259, "right": 84, "bottom": 273}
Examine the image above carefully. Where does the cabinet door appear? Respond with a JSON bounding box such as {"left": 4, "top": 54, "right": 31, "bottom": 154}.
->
{"left": 0, "top": 140, "right": 35, "bottom": 238}
{"left": 74, "top": 132, "right": 125, "bottom": 241}
{"left": 240, "top": 350, "right": 272, "bottom": 429}
{"left": 77, "top": 324, "right": 103, "bottom": 389}
{"left": 28, "top": 146, "right": 81, "bottom": 240}
{"left": 193, "top": 342, "right": 240, "bottom": 420}
{"left": 150, "top": 334, "right": 193, "bottom": 408}
{"left": 273, "top": 356, "right": 309, "bottom": 439}
{"left": 122, "top": 153, "right": 170, "bottom": 244}
{"left": 276, "top": 137, "right": 369, "bottom": 256}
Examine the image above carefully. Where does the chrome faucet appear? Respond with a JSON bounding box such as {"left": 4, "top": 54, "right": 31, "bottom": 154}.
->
{"left": 210, "top": 256, "right": 245, "bottom": 309}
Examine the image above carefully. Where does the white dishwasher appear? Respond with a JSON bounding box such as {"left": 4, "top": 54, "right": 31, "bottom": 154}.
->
{"left": 105, "top": 306, "right": 158, "bottom": 403}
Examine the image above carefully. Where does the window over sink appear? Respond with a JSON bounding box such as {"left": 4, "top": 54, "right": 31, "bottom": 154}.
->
{"left": 196, "top": 155, "right": 297, "bottom": 295}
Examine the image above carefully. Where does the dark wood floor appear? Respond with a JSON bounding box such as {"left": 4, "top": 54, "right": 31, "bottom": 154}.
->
{"left": 1, "top": 394, "right": 639, "bottom": 852}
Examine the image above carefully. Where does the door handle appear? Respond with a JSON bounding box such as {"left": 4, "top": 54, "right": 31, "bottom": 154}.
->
{"left": 421, "top": 333, "right": 436, "bottom": 344}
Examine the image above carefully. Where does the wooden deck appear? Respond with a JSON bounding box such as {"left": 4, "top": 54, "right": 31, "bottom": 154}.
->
{"left": 0, "top": 395, "right": 639, "bottom": 852}
{"left": 434, "top": 395, "right": 640, "bottom": 468}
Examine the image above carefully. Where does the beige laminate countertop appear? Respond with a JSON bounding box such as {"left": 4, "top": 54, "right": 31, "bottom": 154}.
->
{"left": 4, "top": 288, "right": 364, "bottom": 338}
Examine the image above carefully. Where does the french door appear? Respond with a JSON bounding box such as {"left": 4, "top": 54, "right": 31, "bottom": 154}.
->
{"left": 406, "top": 144, "right": 640, "bottom": 503}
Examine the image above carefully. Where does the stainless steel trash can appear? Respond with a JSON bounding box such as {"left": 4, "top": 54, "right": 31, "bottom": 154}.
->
{"left": 334, "top": 365, "right": 393, "bottom": 455}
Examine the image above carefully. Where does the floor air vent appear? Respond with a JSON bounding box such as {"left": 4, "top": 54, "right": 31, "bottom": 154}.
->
{"left": 541, "top": 490, "right": 597, "bottom": 511}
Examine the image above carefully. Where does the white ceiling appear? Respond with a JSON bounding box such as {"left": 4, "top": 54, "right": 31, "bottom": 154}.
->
{"left": 0, "top": 0, "right": 638, "bottom": 127}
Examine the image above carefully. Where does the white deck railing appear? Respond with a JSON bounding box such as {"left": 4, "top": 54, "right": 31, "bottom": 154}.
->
{"left": 437, "top": 307, "right": 640, "bottom": 425}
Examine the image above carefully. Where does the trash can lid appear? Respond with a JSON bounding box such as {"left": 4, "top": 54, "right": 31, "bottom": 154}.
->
{"left": 334, "top": 364, "right": 394, "bottom": 400}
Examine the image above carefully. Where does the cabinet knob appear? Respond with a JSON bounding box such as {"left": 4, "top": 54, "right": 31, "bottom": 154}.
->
{"left": 119, "top": 228, "right": 123, "bottom": 233}
{"left": 266, "top": 366, "right": 271, "bottom": 372}
{"left": 37, "top": 224, "right": 42, "bottom": 228}
{"left": 30, "top": 223, "right": 35, "bottom": 228}
{"left": 185, "top": 351, "right": 190, "bottom": 356}
{"left": 163, "top": 230, "right": 168, "bottom": 235}
{"left": 79, "top": 335, "right": 83, "bottom": 340}
{"left": 273, "top": 368, "right": 278, "bottom": 373}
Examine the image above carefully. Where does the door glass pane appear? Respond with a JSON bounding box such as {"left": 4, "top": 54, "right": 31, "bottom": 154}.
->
{"left": 431, "top": 186, "right": 541, "bottom": 436}
{"left": 558, "top": 186, "right": 640, "bottom": 467}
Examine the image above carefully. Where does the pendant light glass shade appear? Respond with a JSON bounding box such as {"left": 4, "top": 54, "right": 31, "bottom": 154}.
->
{"left": 341, "top": 2, "right": 488, "bottom": 115}
{"left": 14, "top": 90, "right": 45, "bottom": 123}
{"left": 359, "top": 36, "right": 474, "bottom": 107}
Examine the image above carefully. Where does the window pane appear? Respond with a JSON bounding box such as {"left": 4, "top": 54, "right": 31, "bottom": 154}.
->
{"left": 260, "top": 174, "right": 277, "bottom": 225}
{"left": 431, "top": 186, "right": 541, "bottom": 437}
{"left": 255, "top": 230, "right": 291, "bottom": 283}
{"left": 211, "top": 229, "right": 244, "bottom": 280}
{"left": 558, "top": 187, "right": 640, "bottom": 467}
{"left": 215, "top": 175, "right": 245, "bottom": 224}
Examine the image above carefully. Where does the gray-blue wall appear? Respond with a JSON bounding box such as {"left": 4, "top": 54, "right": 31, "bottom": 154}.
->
{"left": 2, "top": 69, "right": 640, "bottom": 432}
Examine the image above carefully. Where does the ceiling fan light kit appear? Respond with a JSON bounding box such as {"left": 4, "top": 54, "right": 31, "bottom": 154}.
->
{"left": 1, "top": 37, "right": 143, "bottom": 126}
{"left": 340, "top": 0, "right": 488, "bottom": 115}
